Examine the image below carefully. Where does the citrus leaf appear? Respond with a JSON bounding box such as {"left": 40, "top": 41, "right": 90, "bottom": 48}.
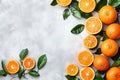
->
{"left": 19, "top": 48, "right": 28, "bottom": 60}
{"left": 109, "top": 0, "right": 120, "bottom": 7}
{"left": 71, "top": 24, "right": 84, "bottom": 34}
{"left": 70, "top": 1, "right": 79, "bottom": 10}
{"left": 63, "top": 8, "right": 70, "bottom": 20}
{"left": 112, "top": 47, "right": 120, "bottom": 60}
{"left": 94, "top": 72, "right": 104, "bottom": 80}
{"left": 37, "top": 54, "right": 47, "bottom": 70}
{"left": 70, "top": 7, "right": 81, "bottom": 19}
{"left": 0, "top": 70, "right": 7, "bottom": 76}
{"left": 28, "top": 70, "right": 40, "bottom": 77}
{"left": 65, "top": 75, "right": 80, "bottom": 80}
{"left": 1, "top": 61, "right": 8, "bottom": 74}
{"left": 115, "top": 5, "right": 120, "bottom": 13}
{"left": 102, "top": 31, "right": 107, "bottom": 41}
{"left": 18, "top": 69, "right": 25, "bottom": 79}
{"left": 80, "top": 11, "right": 92, "bottom": 19}
{"left": 95, "top": 0, "right": 107, "bottom": 11}
{"left": 50, "top": 0, "right": 57, "bottom": 6}
{"left": 112, "top": 60, "right": 120, "bottom": 67}
{"left": 94, "top": 48, "right": 101, "bottom": 54}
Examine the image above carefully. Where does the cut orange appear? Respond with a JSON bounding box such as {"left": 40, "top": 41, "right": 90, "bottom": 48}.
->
{"left": 78, "top": 0, "right": 96, "bottom": 13}
{"left": 6, "top": 60, "right": 20, "bottom": 74}
{"left": 77, "top": 50, "right": 94, "bottom": 66}
{"left": 66, "top": 64, "right": 79, "bottom": 76}
{"left": 85, "top": 17, "right": 102, "bottom": 34}
{"left": 23, "top": 57, "right": 35, "bottom": 70}
{"left": 84, "top": 35, "right": 97, "bottom": 49}
{"left": 56, "top": 0, "right": 72, "bottom": 6}
{"left": 80, "top": 67, "right": 95, "bottom": 80}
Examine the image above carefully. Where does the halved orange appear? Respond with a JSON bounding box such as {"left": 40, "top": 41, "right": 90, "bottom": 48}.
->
{"left": 77, "top": 50, "right": 94, "bottom": 66}
{"left": 56, "top": 0, "right": 72, "bottom": 6}
{"left": 66, "top": 64, "right": 79, "bottom": 76}
{"left": 85, "top": 17, "right": 102, "bottom": 34}
{"left": 84, "top": 35, "right": 97, "bottom": 49}
{"left": 23, "top": 57, "right": 35, "bottom": 70}
{"left": 6, "top": 60, "right": 20, "bottom": 74}
{"left": 78, "top": 0, "right": 96, "bottom": 13}
{"left": 80, "top": 67, "right": 95, "bottom": 80}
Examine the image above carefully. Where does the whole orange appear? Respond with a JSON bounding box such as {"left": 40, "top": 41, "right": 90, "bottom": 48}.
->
{"left": 106, "top": 67, "right": 120, "bottom": 80}
{"left": 99, "top": 5, "right": 117, "bottom": 24}
{"left": 106, "top": 23, "right": 120, "bottom": 39}
{"left": 93, "top": 55, "right": 109, "bottom": 71}
{"left": 101, "top": 39, "right": 118, "bottom": 57}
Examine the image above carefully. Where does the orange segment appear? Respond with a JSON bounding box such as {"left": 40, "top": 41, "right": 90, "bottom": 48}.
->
{"left": 77, "top": 50, "right": 94, "bottom": 66}
{"left": 84, "top": 35, "right": 97, "bottom": 49}
{"left": 56, "top": 0, "right": 72, "bottom": 6}
{"left": 66, "top": 64, "right": 79, "bottom": 76}
{"left": 80, "top": 67, "right": 95, "bottom": 80}
{"left": 23, "top": 57, "right": 35, "bottom": 70}
{"left": 6, "top": 60, "right": 20, "bottom": 74}
{"left": 85, "top": 17, "right": 102, "bottom": 34}
{"left": 78, "top": 0, "right": 96, "bottom": 13}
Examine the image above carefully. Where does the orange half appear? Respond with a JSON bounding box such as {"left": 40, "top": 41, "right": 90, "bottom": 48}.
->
{"left": 56, "top": 0, "right": 72, "bottom": 6}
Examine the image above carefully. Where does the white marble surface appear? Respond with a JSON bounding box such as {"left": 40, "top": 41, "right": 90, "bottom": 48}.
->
{"left": 0, "top": 0, "right": 89, "bottom": 80}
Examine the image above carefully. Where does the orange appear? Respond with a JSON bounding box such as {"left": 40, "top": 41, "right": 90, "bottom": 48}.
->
{"left": 99, "top": 5, "right": 117, "bottom": 24}
{"left": 85, "top": 17, "right": 102, "bottom": 34}
{"left": 84, "top": 35, "right": 97, "bottom": 49}
{"left": 56, "top": 0, "right": 72, "bottom": 6}
{"left": 80, "top": 67, "right": 95, "bottom": 80}
{"left": 93, "top": 55, "right": 109, "bottom": 71}
{"left": 6, "top": 60, "right": 20, "bottom": 74}
{"left": 101, "top": 39, "right": 118, "bottom": 57}
{"left": 23, "top": 57, "right": 35, "bottom": 70}
{"left": 78, "top": 0, "right": 96, "bottom": 13}
{"left": 66, "top": 64, "right": 79, "bottom": 76}
{"left": 77, "top": 50, "right": 94, "bottom": 66}
{"left": 106, "top": 23, "right": 120, "bottom": 40}
{"left": 106, "top": 67, "right": 120, "bottom": 80}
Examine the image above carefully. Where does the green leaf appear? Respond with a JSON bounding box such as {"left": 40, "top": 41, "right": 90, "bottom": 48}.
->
{"left": 115, "top": 5, "right": 120, "bottom": 13}
{"left": 80, "top": 11, "right": 92, "bottom": 19}
{"left": 71, "top": 24, "right": 84, "bottom": 34}
{"left": 70, "top": 1, "right": 79, "bottom": 10}
{"left": 37, "top": 54, "right": 47, "bottom": 70}
{"left": 94, "top": 72, "right": 104, "bottom": 80}
{"left": 50, "top": 0, "right": 57, "bottom": 6}
{"left": 112, "top": 60, "right": 120, "bottom": 67}
{"left": 102, "top": 31, "right": 107, "bottom": 41}
{"left": 18, "top": 69, "right": 25, "bottom": 79}
{"left": 109, "top": 0, "right": 120, "bottom": 7}
{"left": 94, "top": 48, "right": 101, "bottom": 54}
{"left": 63, "top": 9, "right": 70, "bottom": 20}
{"left": 112, "top": 47, "right": 120, "bottom": 60}
{"left": 95, "top": 0, "right": 107, "bottom": 11}
{"left": 28, "top": 70, "right": 40, "bottom": 77}
{"left": 19, "top": 48, "right": 28, "bottom": 60}
{"left": 65, "top": 75, "right": 80, "bottom": 80}
{"left": 70, "top": 7, "right": 81, "bottom": 19}
{"left": 1, "top": 61, "right": 8, "bottom": 74}
{"left": 0, "top": 70, "right": 7, "bottom": 76}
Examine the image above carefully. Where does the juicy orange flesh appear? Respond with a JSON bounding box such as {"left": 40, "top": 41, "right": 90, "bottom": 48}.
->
{"left": 57, "top": 0, "right": 71, "bottom": 6}
{"left": 86, "top": 17, "right": 102, "bottom": 34}
{"left": 66, "top": 64, "right": 78, "bottom": 76}
{"left": 84, "top": 35, "right": 97, "bottom": 48}
{"left": 23, "top": 58, "right": 35, "bottom": 69}
{"left": 81, "top": 67, "right": 94, "bottom": 79}
{"left": 78, "top": 51, "right": 93, "bottom": 66}
{"left": 7, "top": 60, "right": 19, "bottom": 74}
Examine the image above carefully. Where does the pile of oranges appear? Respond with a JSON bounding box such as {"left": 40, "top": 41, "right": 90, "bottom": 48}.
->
{"left": 62, "top": 0, "right": 120, "bottom": 80}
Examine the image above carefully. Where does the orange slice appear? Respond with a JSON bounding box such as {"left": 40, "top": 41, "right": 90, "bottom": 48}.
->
{"left": 56, "top": 0, "right": 72, "bottom": 6}
{"left": 6, "top": 60, "right": 20, "bottom": 74}
{"left": 77, "top": 50, "right": 94, "bottom": 66}
{"left": 85, "top": 17, "right": 102, "bottom": 34}
{"left": 80, "top": 67, "right": 95, "bottom": 80}
{"left": 23, "top": 57, "right": 35, "bottom": 70}
{"left": 78, "top": 0, "right": 96, "bottom": 13}
{"left": 84, "top": 35, "right": 97, "bottom": 49}
{"left": 66, "top": 64, "right": 79, "bottom": 76}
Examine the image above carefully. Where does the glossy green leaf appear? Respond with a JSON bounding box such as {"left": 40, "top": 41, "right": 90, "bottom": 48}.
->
{"left": 109, "top": 0, "right": 120, "bottom": 7}
{"left": 71, "top": 1, "right": 79, "bottom": 10}
{"left": 65, "top": 75, "right": 80, "bottom": 80}
{"left": 80, "top": 12, "right": 92, "bottom": 19}
{"left": 70, "top": 7, "right": 81, "bottom": 19}
{"left": 1, "top": 61, "right": 8, "bottom": 74}
{"left": 102, "top": 31, "right": 107, "bottom": 41}
{"left": 71, "top": 24, "right": 84, "bottom": 34}
{"left": 50, "top": 0, "right": 57, "bottom": 6}
{"left": 95, "top": 0, "right": 107, "bottom": 11}
{"left": 63, "top": 8, "right": 70, "bottom": 20}
{"left": 18, "top": 69, "right": 25, "bottom": 79}
{"left": 19, "top": 48, "right": 28, "bottom": 60}
{"left": 37, "top": 54, "right": 47, "bottom": 70}
{"left": 112, "top": 47, "right": 120, "bottom": 60}
{"left": 115, "top": 5, "right": 120, "bottom": 13}
{"left": 0, "top": 70, "right": 7, "bottom": 76}
{"left": 28, "top": 70, "right": 40, "bottom": 77}
{"left": 94, "top": 72, "right": 104, "bottom": 80}
{"left": 94, "top": 48, "right": 101, "bottom": 54}
{"left": 112, "top": 60, "right": 120, "bottom": 67}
